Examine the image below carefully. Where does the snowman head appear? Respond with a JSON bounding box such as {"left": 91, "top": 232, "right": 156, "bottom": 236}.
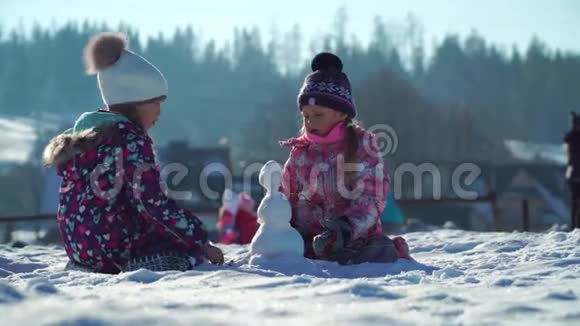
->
{"left": 259, "top": 160, "right": 282, "bottom": 194}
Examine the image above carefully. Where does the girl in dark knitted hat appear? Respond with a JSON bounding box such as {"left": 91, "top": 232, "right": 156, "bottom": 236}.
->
{"left": 280, "top": 53, "right": 412, "bottom": 264}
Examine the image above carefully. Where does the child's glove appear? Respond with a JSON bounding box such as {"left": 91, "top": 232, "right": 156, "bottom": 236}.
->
{"left": 392, "top": 236, "right": 413, "bottom": 260}
{"left": 312, "top": 217, "right": 352, "bottom": 257}
{"left": 202, "top": 243, "right": 225, "bottom": 265}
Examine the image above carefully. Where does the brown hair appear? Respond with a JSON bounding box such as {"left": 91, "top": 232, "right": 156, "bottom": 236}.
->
{"left": 343, "top": 118, "right": 359, "bottom": 165}
{"left": 107, "top": 95, "right": 166, "bottom": 129}
{"left": 343, "top": 118, "right": 360, "bottom": 183}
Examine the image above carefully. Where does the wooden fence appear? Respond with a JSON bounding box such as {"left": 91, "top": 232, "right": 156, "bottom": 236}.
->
{"left": 1, "top": 194, "right": 537, "bottom": 243}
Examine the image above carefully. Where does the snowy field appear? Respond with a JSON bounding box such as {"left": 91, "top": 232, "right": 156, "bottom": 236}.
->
{"left": 0, "top": 115, "right": 61, "bottom": 164}
{"left": 1, "top": 229, "right": 579, "bottom": 325}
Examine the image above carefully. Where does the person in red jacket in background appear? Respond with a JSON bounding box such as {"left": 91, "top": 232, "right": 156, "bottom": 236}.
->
{"left": 217, "top": 189, "right": 258, "bottom": 244}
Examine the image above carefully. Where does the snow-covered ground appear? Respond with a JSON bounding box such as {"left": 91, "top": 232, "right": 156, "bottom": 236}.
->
{"left": 1, "top": 229, "right": 579, "bottom": 325}
{"left": 504, "top": 139, "right": 566, "bottom": 165}
{"left": 0, "top": 116, "right": 38, "bottom": 163}
{"left": 0, "top": 114, "right": 62, "bottom": 164}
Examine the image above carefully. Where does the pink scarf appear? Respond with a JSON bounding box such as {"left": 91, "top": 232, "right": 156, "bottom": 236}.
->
{"left": 304, "top": 122, "right": 346, "bottom": 145}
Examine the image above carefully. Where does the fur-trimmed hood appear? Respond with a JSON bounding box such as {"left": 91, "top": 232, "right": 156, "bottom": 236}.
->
{"left": 42, "top": 111, "right": 130, "bottom": 169}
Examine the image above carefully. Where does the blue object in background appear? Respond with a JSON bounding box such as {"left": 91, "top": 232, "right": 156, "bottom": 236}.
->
{"left": 381, "top": 191, "right": 405, "bottom": 225}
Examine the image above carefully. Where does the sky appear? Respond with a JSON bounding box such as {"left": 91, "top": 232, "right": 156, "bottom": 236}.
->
{"left": 1, "top": 0, "right": 578, "bottom": 55}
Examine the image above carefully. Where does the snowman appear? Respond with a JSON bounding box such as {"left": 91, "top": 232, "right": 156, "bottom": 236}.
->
{"left": 249, "top": 160, "right": 304, "bottom": 260}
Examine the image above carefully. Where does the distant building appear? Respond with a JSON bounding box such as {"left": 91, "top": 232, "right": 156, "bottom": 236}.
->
{"left": 157, "top": 141, "right": 261, "bottom": 211}
{"left": 396, "top": 162, "right": 569, "bottom": 231}
{"left": 489, "top": 164, "right": 568, "bottom": 231}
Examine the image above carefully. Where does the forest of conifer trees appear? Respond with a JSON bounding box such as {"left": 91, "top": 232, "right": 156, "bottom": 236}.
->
{"left": 1, "top": 12, "right": 579, "bottom": 167}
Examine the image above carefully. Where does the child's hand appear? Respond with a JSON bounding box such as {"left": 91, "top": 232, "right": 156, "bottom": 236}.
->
{"left": 203, "top": 244, "right": 224, "bottom": 265}
{"left": 312, "top": 230, "right": 341, "bottom": 257}
{"left": 312, "top": 218, "right": 352, "bottom": 257}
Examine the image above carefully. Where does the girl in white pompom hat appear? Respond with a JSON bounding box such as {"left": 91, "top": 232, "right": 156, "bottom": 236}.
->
{"left": 43, "top": 32, "right": 223, "bottom": 273}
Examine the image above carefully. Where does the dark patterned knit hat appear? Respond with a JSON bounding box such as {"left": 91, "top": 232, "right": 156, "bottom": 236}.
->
{"left": 297, "top": 52, "right": 356, "bottom": 118}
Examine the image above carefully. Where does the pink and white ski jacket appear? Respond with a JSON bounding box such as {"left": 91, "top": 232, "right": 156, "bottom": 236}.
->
{"left": 280, "top": 124, "right": 390, "bottom": 243}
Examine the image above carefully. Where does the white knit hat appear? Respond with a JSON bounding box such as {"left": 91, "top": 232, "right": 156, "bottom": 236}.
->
{"left": 84, "top": 32, "right": 168, "bottom": 106}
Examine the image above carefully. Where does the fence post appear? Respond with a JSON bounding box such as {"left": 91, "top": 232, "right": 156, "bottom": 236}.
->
{"left": 522, "top": 199, "right": 530, "bottom": 232}
{"left": 490, "top": 191, "right": 500, "bottom": 231}
{"left": 3, "top": 222, "right": 14, "bottom": 243}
